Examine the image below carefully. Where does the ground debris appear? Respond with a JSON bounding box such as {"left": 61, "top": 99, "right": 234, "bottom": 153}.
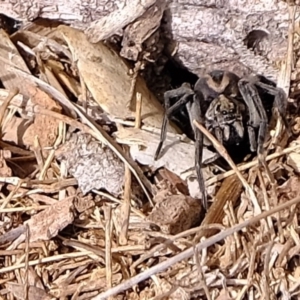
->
{"left": 0, "top": 6, "right": 300, "bottom": 300}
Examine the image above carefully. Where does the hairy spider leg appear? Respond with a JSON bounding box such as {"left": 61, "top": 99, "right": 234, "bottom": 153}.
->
{"left": 154, "top": 84, "right": 194, "bottom": 160}
{"left": 238, "top": 79, "right": 268, "bottom": 155}
{"left": 238, "top": 79, "right": 275, "bottom": 183}
{"left": 186, "top": 94, "right": 208, "bottom": 210}
{"left": 154, "top": 83, "right": 208, "bottom": 210}
{"left": 254, "top": 81, "right": 290, "bottom": 136}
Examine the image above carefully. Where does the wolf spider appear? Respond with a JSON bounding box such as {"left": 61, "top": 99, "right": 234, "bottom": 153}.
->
{"left": 154, "top": 70, "right": 289, "bottom": 211}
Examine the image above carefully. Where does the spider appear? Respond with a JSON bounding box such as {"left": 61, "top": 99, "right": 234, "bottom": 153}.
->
{"left": 154, "top": 70, "right": 289, "bottom": 211}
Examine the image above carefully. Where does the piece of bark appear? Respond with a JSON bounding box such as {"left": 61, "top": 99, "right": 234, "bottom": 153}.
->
{"left": 147, "top": 194, "right": 202, "bottom": 234}
{"left": 10, "top": 196, "right": 75, "bottom": 245}
{"left": 55, "top": 132, "right": 125, "bottom": 196}
{"left": 120, "top": 1, "right": 166, "bottom": 61}
{"left": 0, "top": 0, "right": 290, "bottom": 81}
{"left": 85, "top": 0, "right": 157, "bottom": 42}
{"left": 196, "top": 175, "right": 243, "bottom": 239}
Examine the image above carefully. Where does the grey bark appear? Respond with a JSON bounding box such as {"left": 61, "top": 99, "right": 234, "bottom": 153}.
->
{"left": 0, "top": 0, "right": 294, "bottom": 80}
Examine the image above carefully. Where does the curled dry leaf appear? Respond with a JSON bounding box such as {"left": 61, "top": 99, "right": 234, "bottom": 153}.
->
{"left": 55, "top": 132, "right": 125, "bottom": 195}
{"left": 286, "top": 140, "right": 300, "bottom": 173}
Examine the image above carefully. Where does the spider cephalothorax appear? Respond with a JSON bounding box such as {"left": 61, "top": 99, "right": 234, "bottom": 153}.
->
{"left": 205, "top": 94, "right": 245, "bottom": 145}
{"left": 154, "top": 70, "right": 289, "bottom": 211}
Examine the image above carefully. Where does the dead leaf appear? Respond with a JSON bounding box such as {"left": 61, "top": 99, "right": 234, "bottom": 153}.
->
{"left": 57, "top": 25, "right": 178, "bottom": 132}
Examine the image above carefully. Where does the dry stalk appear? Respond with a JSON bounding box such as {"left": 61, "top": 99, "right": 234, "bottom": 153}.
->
{"left": 128, "top": 61, "right": 142, "bottom": 110}
{"left": 0, "top": 178, "right": 23, "bottom": 210}
{"left": 257, "top": 171, "right": 274, "bottom": 237}
{"left": 93, "top": 190, "right": 146, "bottom": 219}
{"left": 39, "top": 121, "right": 65, "bottom": 180}
{"left": 24, "top": 224, "right": 29, "bottom": 300}
{"left": 33, "top": 136, "right": 44, "bottom": 174}
{"left": 118, "top": 91, "right": 142, "bottom": 245}
{"left": 0, "top": 251, "right": 94, "bottom": 274}
{"left": 104, "top": 205, "right": 113, "bottom": 299}
{"left": 0, "top": 88, "right": 19, "bottom": 137}
{"left": 135, "top": 92, "right": 142, "bottom": 129}
{"left": 92, "top": 195, "right": 300, "bottom": 299}
{"left": 262, "top": 241, "right": 274, "bottom": 300}
{"left": 119, "top": 152, "right": 132, "bottom": 245}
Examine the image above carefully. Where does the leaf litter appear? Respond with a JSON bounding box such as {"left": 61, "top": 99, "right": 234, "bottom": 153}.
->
{"left": 0, "top": 6, "right": 300, "bottom": 300}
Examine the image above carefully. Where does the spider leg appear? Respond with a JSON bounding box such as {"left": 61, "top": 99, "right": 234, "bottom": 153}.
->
{"left": 238, "top": 79, "right": 275, "bottom": 182}
{"left": 238, "top": 79, "right": 268, "bottom": 155}
{"left": 253, "top": 81, "right": 290, "bottom": 135}
{"left": 154, "top": 83, "right": 194, "bottom": 160}
{"left": 186, "top": 94, "right": 208, "bottom": 210}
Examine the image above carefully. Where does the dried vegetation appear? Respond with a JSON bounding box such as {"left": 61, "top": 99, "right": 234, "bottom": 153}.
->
{"left": 1, "top": 4, "right": 300, "bottom": 300}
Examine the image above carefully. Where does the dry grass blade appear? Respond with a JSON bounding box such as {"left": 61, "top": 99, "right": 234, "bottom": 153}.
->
{"left": 104, "top": 206, "right": 113, "bottom": 300}
{"left": 92, "top": 195, "right": 300, "bottom": 299}
{"left": 119, "top": 157, "right": 132, "bottom": 245}
{"left": 24, "top": 224, "right": 29, "bottom": 300}
{"left": 277, "top": 5, "right": 295, "bottom": 94}
{"left": 135, "top": 92, "right": 142, "bottom": 129}
{"left": 192, "top": 120, "right": 261, "bottom": 214}
{"left": 0, "top": 88, "right": 19, "bottom": 136}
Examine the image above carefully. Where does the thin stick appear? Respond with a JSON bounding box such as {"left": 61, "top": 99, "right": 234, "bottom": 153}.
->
{"left": 135, "top": 92, "right": 142, "bottom": 129}
{"left": 0, "top": 251, "right": 94, "bottom": 273}
{"left": 104, "top": 206, "right": 113, "bottom": 300}
{"left": 92, "top": 195, "right": 300, "bottom": 300}
{"left": 119, "top": 152, "right": 132, "bottom": 245}
{"left": 193, "top": 120, "right": 261, "bottom": 214}
{"left": 127, "top": 61, "right": 142, "bottom": 109}
{"left": 23, "top": 224, "right": 29, "bottom": 300}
